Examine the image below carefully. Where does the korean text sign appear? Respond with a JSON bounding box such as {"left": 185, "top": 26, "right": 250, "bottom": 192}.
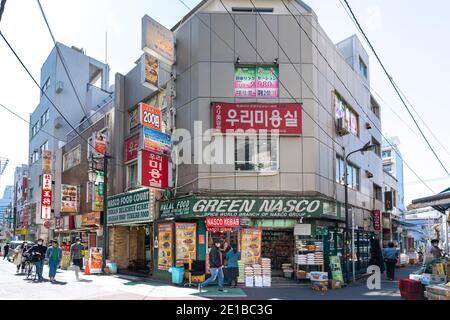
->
{"left": 124, "top": 134, "right": 140, "bottom": 163}
{"left": 212, "top": 102, "right": 302, "bottom": 135}
{"left": 234, "top": 66, "right": 279, "bottom": 98}
{"left": 140, "top": 150, "right": 169, "bottom": 190}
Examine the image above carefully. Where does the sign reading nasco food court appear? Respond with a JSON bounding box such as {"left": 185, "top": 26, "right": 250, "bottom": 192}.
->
{"left": 159, "top": 197, "right": 338, "bottom": 219}
{"left": 107, "top": 188, "right": 154, "bottom": 225}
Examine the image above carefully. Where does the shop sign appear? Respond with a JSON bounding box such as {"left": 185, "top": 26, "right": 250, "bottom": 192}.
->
{"left": 234, "top": 66, "right": 279, "bottom": 98}
{"left": 107, "top": 188, "right": 153, "bottom": 225}
{"left": 160, "top": 197, "right": 332, "bottom": 219}
{"left": 175, "top": 223, "right": 197, "bottom": 264}
{"left": 141, "top": 53, "right": 160, "bottom": 91}
{"left": 128, "top": 107, "right": 139, "bottom": 131}
{"left": 142, "top": 15, "right": 175, "bottom": 66}
{"left": 81, "top": 212, "right": 101, "bottom": 227}
{"left": 124, "top": 134, "right": 140, "bottom": 163}
{"left": 42, "top": 150, "right": 52, "bottom": 174}
{"left": 206, "top": 217, "right": 240, "bottom": 229}
{"left": 92, "top": 171, "right": 104, "bottom": 212}
{"left": 140, "top": 103, "right": 162, "bottom": 132}
{"left": 61, "top": 185, "right": 79, "bottom": 213}
{"left": 373, "top": 210, "right": 381, "bottom": 232}
{"left": 157, "top": 224, "right": 173, "bottom": 270}
{"left": 241, "top": 228, "right": 262, "bottom": 264}
{"left": 41, "top": 174, "right": 52, "bottom": 220}
{"left": 385, "top": 191, "right": 393, "bottom": 211}
{"left": 212, "top": 102, "right": 302, "bottom": 135}
{"left": 94, "top": 131, "right": 108, "bottom": 156}
{"left": 142, "top": 126, "right": 172, "bottom": 156}
{"left": 139, "top": 150, "right": 169, "bottom": 190}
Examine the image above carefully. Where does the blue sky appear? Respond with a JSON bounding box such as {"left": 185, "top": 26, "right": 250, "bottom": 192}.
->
{"left": 0, "top": 0, "right": 449, "bottom": 206}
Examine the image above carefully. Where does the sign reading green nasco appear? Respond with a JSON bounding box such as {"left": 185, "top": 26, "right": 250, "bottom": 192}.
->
{"left": 107, "top": 188, "right": 153, "bottom": 225}
{"left": 160, "top": 197, "right": 341, "bottom": 220}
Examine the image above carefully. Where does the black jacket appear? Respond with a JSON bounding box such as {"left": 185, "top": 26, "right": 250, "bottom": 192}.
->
{"left": 28, "top": 244, "right": 47, "bottom": 261}
{"left": 209, "top": 246, "right": 222, "bottom": 268}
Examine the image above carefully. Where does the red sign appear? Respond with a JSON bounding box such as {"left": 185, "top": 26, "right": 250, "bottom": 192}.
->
{"left": 212, "top": 102, "right": 302, "bottom": 135}
{"left": 373, "top": 210, "right": 381, "bottom": 232}
{"left": 124, "top": 134, "right": 140, "bottom": 163}
{"left": 206, "top": 217, "right": 240, "bottom": 229}
{"left": 44, "top": 220, "right": 51, "bottom": 229}
{"left": 140, "top": 150, "right": 169, "bottom": 189}
{"left": 41, "top": 174, "right": 52, "bottom": 220}
{"left": 140, "top": 103, "right": 162, "bottom": 132}
{"left": 95, "top": 132, "right": 108, "bottom": 155}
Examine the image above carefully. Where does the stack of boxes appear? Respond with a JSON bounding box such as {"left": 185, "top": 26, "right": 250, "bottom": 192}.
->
{"left": 245, "top": 265, "right": 254, "bottom": 287}
{"left": 261, "top": 258, "right": 272, "bottom": 287}
{"left": 253, "top": 264, "right": 263, "bottom": 287}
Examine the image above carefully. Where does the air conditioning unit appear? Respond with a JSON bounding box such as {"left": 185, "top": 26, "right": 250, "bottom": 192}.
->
{"left": 56, "top": 81, "right": 64, "bottom": 94}
{"left": 336, "top": 118, "right": 349, "bottom": 136}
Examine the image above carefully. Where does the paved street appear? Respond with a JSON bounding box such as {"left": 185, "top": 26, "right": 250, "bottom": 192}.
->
{"left": 0, "top": 259, "right": 421, "bottom": 300}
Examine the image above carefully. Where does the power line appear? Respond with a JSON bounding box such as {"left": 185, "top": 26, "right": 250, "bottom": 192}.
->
{"left": 277, "top": 0, "right": 436, "bottom": 194}
{"left": 36, "top": 0, "right": 90, "bottom": 121}
{"left": 340, "top": 0, "right": 450, "bottom": 177}
{"left": 0, "top": 31, "right": 98, "bottom": 153}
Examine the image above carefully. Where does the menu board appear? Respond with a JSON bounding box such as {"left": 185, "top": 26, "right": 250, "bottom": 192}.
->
{"left": 175, "top": 223, "right": 197, "bottom": 264}
{"left": 158, "top": 224, "right": 173, "bottom": 270}
{"left": 61, "top": 184, "right": 79, "bottom": 213}
{"left": 241, "top": 228, "right": 262, "bottom": 264}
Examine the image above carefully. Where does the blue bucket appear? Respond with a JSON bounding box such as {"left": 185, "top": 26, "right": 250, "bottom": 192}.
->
{"left": 171, "top": 266, "right": 185, "bottom": 284}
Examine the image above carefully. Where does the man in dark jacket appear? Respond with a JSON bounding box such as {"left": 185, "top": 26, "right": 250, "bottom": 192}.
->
{"left": 199, "top": 239, "right": 227, "bottom": 293}
{"left": 3, "top": 243, "right": 9, "bottom": 260}
{"left": 28, "top": 239, "right": 48, "bottom": 281}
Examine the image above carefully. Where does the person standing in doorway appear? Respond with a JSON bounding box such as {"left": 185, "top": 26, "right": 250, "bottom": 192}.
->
{"left": 70, "top": 237, "right": 84, "bottom": 271}
{"left": 46, "top": 240, "right": 62, "bottom": 283}
{"left": 383, "top": 242, "right": 399, "bottom": 281}
{"left": 226, "top": 243, "right": 241, "bottom": 288}
{"left": 199, "top": 239, "right": 227, "bottom": 293}
{"left": 28, "top": 239, "right": 48, "bottom": 281}
{"left": 3, "top": 242, "right": 9, "bottom": 260}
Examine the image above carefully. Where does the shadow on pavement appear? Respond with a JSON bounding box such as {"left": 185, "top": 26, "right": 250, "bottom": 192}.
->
{"left": 51, "top": 281, "right": 67, "bottom": 285}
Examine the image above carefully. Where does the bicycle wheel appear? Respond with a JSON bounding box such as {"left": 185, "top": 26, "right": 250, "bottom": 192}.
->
{"left": 30, "top": 263, "right": 37, "bottom": 281}
{"left": 25, "top": 261, "right": 32, "bottom": 279}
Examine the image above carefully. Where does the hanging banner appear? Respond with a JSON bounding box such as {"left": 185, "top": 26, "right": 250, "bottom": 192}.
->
{"left": 124, "top": 134, "right": 140, "bottom": 163}
{"left": 142, "top": 126, "right": 172, "bottom": 156}
{"left": 141, "top": 53, "right": 160, "bottom": 91}
{"left": 241, "top": 228, "right": 262, "bottom": 264}
{"left": 89, "top": 247, "right": 103, "bottom": 274}
{"left": 175, "top": 223, "right": 197, "bottom": 264}
{"left": 61, "top": 184, "right": 79, "bottom": 213}
{"left": 139, "top": 150, "right": 169, "bottom": 190}
{"left": 373, "top": 210, "right": 381, "bottom": 232}
{"left": 158, "top": 224, "right": 173, "bottom": 271}
{"left": 234, "top": 66, "right": 279, "bottom": 98}
{"left": 256, "top": 66, "right": 279, "bottom": 98}
{"left": 94, "top": 131, "right": 108, "bottom": 156}
{"left": 212, "top": 102, "right": 302, "bottom": 135}
{"left": 41, "top": 174, "right": 52, "bottom": 220}
{"left": 234, "top": 67, "right": 256, "bottom": 97}
{"left": 92, "top": 171, "right": 104, "bottom": 212}
{"left": 140, "top": 103, "right": 162, "bottom": 132}
{"left": 42, "top": 150, "right": 53, "bottom": 174}
{"left": 142, "top": 15, "right": 175, "bottom": 65}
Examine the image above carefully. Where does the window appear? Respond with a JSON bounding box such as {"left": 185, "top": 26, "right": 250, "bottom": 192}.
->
{"left": 40, "top": 109, "right": 50, "bottom": 127}
{"left": 383, "top": 164, "right": 392, "bottom": 173}
{"left": 41, "top": 77, "right": 50, "bottom": 96}
{"left": 371, "top": 137, "right": 381, "bottom": 157}
{"left": 32, "top": 123, "right": 39, "bottom": 137}
{"left": 40, "top": 141, "right": 49, "bottom": 156}
{"left": 370, "top": 96, "right": 380, "bottom": 119}
{"left": 235, "top": 135, "right": 278, "bottom": 172}
{"left": 31, "top": 150, "right": 40, "bottom": 163}
{"left": 127, "top": 162, "right": 138, "bottom": 190}
{"left": 359, "top": 57, "right": 367, "bottom": 79}
{"left": 63, "top": 145, "right": 81, "bottom": 171}
{"left": 29, "top": 188, "right": 33, "bottom": 200}
{"left": 382, "top": 150, "right": 392, "bottom": 158}
{"left": 335, "top": 92, "right": 359, "bottom": 136}
{"left": 336, "top": 155, "right": 360, "bottom": 190}
{"left": 373, "top": 184, "right": 382, "bottom": 201}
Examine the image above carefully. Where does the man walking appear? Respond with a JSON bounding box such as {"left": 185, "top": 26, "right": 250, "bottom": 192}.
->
{"left": 199, "top": 239, "right": 227, "bottom": 293}
{"left": 70, "top": 237, "right": 84, "bottom": 271}
{"left": 28, "top": 239, "right": 47, "bottom": 281}
{"left": 3, "top": 242, "right": 9, "bottom": 260}
{"left": 383, "top": 242, "right": 399, "bottom": 281}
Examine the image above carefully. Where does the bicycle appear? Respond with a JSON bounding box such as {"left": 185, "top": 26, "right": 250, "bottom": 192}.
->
{"left": 24, "top": 259, "right": 37, "bottom": 281}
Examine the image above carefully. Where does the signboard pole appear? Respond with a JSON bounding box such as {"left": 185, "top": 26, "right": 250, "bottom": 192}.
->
{"left": 102, "top": 154, "right": 111, "bottom": 270}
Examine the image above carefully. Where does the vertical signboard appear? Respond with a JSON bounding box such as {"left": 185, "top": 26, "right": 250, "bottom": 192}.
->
{"left": 61, "top": 185, "right": 79, "bottom": 213}
{"left": 373, "top": 210, "right": 381, "bottom": 232}
{"left": 141, "top": 53, "right": 160, "bottom": 91}
{"left": 88, "top": 247, "right": 103, "bottom": 274}
{"left": 139, "top": 150, "right": 169, "bottom": 190}
{"left": 41, "top": 174, "right": 52, "bottom": 220}
{"left": 142, "top": 127, "right": 172, "bottom": 156}
{"left": 175, "top": 223, "right": 197, "bottom": 264}
{"left": 140, "top": 103, "right": 162, "bottom": 132}
{"left": 158, "top": 224, "right": 173, "bottom": 271}
{"left": 92, "top": 171, "right": 104, "bottom": 212}
{"left": 240, "top": 228, "right": 262, "bottom": 264}
{"left": 124, "top": 134, "right": 140, "bottom": 163}
{"left": 94, "top": 131, "right": 108, "bottom": 156}
{"left": 329, "top": 256, "right": 344, "bottom": 282}
{"left": 142, "top": 15, "right": 175, "bottom": 65}
{"left": 385, "top": 192, "right": 393, "bottom": 211}
{"left": 42, "top": 150, "right": 53, "bottom": 174}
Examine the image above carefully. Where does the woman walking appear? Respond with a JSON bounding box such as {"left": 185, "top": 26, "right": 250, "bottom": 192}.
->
{"left": 46, "top": 240, "right": 62, "bottom": 283}
{"left": 226, "top": 244, "right": 241, "bottom": 288}
{"left": 12, "top": 242, "right": 25, "bottom": 274}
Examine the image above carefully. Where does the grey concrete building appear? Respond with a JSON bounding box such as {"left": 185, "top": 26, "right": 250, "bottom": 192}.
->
{"left": 12, "top": 165, "right": 29, "bottom": 239}
{"left": 28, "top": 43, "right": 111, "bottom": 241}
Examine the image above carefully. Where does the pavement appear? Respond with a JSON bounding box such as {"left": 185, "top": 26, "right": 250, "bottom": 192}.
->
{"left": 0, "top": 259, "right": 421, "bottom": 300}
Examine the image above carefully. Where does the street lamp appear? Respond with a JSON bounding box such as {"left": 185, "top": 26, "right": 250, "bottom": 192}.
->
{"left": 344, "top": 142, "right": 375, "bottom": 284}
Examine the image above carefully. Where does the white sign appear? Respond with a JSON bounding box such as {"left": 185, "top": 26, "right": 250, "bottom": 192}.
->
{"left": 294, "top": 224, "right": 312, "bottom": 236}
{"left": 142, "top": 15, "right": 175, "bottom": 65}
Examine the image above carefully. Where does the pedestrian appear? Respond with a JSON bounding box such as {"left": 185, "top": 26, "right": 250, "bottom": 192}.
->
{"left": 199, "top": 239, "right": 227, "bottom": 293}
{"left": 225, "top": 243, "right": 240, "bottom": 288}
{"left": 383, "top": 242, "right": 399, "bottom": 281}
{"left": 12, "top": 242, "right": 25, "bottom": 274}
{"left": 27, "top": 239, "right": 48, "bottom": 282}
{"left": 46, "top": 240, "right": 62, "bottom": 283}
{"left": 429, "top": 239, "right": 443, "bottom": 260}
{"left": 3, "top": 242, "right": 9, "bottom": 260}
{"left": 70, "top": 237, "right": 84, "bottom": 271}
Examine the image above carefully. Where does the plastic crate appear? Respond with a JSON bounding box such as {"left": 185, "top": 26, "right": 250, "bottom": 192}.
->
{"left": 399, "top": 278, "right": 423, "bottom": 300}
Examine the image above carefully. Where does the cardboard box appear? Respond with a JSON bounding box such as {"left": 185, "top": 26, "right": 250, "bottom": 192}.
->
{"left": 330, "top": 279, "right": 343, "bottom": 289}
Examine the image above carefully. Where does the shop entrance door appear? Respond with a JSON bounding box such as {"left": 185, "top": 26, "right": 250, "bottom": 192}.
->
{"left": 261, "top": 229, "right": 295, "bottom": 277}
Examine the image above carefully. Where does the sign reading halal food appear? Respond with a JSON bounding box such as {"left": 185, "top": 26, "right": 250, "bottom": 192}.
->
{"left": 160, "top": 197, "right": 334, "bottom": 219}
{"left": 41, "top": 174, "right": 52, "bottom": 220}
{"left": 142, "top": 15, "right": 175, "bottom": 65}
{"left": 212, "top": 102, "right": 302, "bottom": 135}
{"left": 140, "top": 103, "right": 162, "bottom": 132}
{"left": 139, "top": 150, "right": 169, "bottom": 190}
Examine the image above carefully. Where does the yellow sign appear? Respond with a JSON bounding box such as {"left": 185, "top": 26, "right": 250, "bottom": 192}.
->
{"left": 175, "top": 223, "right": 196, "bottom": 264}
{"left": 241, "top": 228, "right": 262, "bottom": 264}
